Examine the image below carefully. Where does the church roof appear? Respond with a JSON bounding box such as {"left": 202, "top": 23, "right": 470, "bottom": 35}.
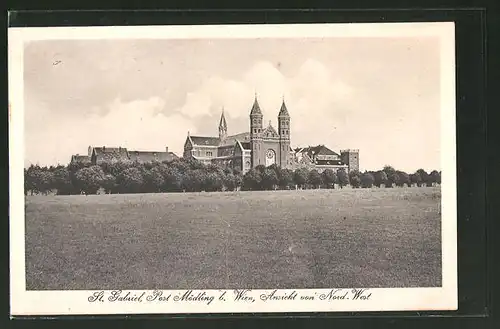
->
{"left": 250, "top": 95, "right": 262, "bottom": 116}
{"left": 295, "top": 145, "right": 340, "bottom": 157}
{"left": 71, "top": 155, "right": 91, "bottom": 163}
{"left": 224, "top": 132, "right": 250, "bottom": 145}
{"left": 128, "top": 150, "right": 178, "bottom": 163}
{"left": 278, "top": 100, "right": 290, "bottom": 117}
{"left": 189, "top": 136, "right": 221, "bottom": 146}
{"left": 92, "top": 147, "right": 130, "bottom": 162}
{"left": 190, "top": 132, "right": 250, "bottom": 147}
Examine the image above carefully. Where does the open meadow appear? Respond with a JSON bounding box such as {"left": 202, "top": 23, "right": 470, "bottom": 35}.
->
{"left": 25, "top": 187, "right": 442, "bottom": 290}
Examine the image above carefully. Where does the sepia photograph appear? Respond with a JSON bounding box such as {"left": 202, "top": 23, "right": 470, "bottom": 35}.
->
{"left": 9, "top": 22, "right": 457, "bottom": 315}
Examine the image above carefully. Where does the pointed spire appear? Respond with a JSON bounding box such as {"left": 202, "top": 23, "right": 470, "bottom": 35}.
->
{"left": 279, "top": 96, "right": 290, "bottom": 117}
{"left": 250, "top": 92, "right": 262, "bottom": 116}
{"left": 219, "top": 107, "right": 227, "bottom": 130}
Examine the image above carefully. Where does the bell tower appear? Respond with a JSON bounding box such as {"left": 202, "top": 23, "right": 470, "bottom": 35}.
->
{"left": 218, "top": 107, "right": 227, "bottom": 143}
{"left": 278, "top": 97, "right": 291, "bottom": 168}
{"left": 250, "top": 93, "right": 263, "bottom": 167}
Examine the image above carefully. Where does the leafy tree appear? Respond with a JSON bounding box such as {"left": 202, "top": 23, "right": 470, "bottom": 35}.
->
{"left": 350, "top": 175, "right": 361, "bottom": 188}
{"left": 374, "top": 170, "right": 388, "bottom": 187}
{"left": 262, "top": 168, "right": 279, "bottom": 190}
{"left": 278, "top": 168, "right": 294, "bottom": 189}
{"left": 233, "top": 173, "right": 243, "bottom": 190}
{"left": 183, "top": 169, "right": 205, "bottom": 192}
{"left": 206, "top": 163, "right": 223, "bottom": 174}
{"left": 116, "top": 167, "right": 144, "bottom": 193}
{"left": 203, "top": 171, "right": 223, "bottom": 192}
{"left": 409, "top": 172, "right": 422, "bottom": 187}
{"left": 321, "top": 169, "right": 337, "bottom": 189}
{"left": 223, "top": 173, "right": 237, "bottom": 191}
{"left": 170, "top": 159, "right": 191, "bottom": 174}
{"left": 416, "top": 169, "right": 430, "bottom": 187}
{"left": 53, "top": 167, "right": 73, "bottom": 195}
{"left": 255, "top": 164, "right": 267, "bottom": 175}
{"left": 222, "top": 170, "right": 243, "bottom": 191}
{"left": 243, "top": 168, "right": 262, "bottom": 190}
{"left": 383, "top": 165, "right": 396, "bottom": 177}
{"left": 307, "top": 169, "right": 323, "bottom": 188}
{"left": 144, "top": 167, "right": 164, "bottom": 193}
{"left": 360, "top": 172, "right": 375, "bottom": 188}
{"left": 160, "top": 166, "right": 183, "bottom": 192}
{"left": 267, "top": 163, "right": 281, "bottom": 173}
{"left": 348, "top": 170, "right": 361, "bottom": 188}
{"left": 232, "top": 167, "right": 242, "bottom": 176}
{"left": 383, "top": 166, "right": 398, "bottom": 187}
{"left": 396, "top": 171, "right": 410, "bottom": 187}
{"left": 336, "top": 169, "right": 349, "bottom": 188}
{"left": 101, "top": 174, "right": 117, "bottom": 194}
{"left": 386, "top": 172, "right": 399, "bottom": 187}
{"left": 75, "top": 166, "right": 105, "bottom": 194}
{"left": 188, "top": 158, "right": 207, "bottom": 170}
{"left": 100, "top": 160, "right": 132, "bottom": 177}
{"left": 429, "top": 170, "right": 441, "bottom": 186}
{"left": 37, "top": 169, "right": 55, "bottom": 195}
{"left": 67, "top": 160, "right": 91, "bottom": 176}
{"left": 293, "top": 168, "right": 308, "bottom": 188}
{"left": 24, "top": 165, "right": 42, "bottom": 195}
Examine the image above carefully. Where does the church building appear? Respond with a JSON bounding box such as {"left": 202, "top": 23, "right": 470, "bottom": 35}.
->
{"left": 183, "top": 94, "right": 360, "bottom": 174}
{"left": 183, "top": 95, "right": 293, "bottom": 173}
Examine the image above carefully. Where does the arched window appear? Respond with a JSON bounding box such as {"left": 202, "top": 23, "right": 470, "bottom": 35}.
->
{"left": 265, "top": 149, "right": 276, "bottom": 167}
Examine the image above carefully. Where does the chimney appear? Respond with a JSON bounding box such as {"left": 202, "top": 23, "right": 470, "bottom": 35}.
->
{"left": 165, "top": 146, "right": 169, "bottom": 153}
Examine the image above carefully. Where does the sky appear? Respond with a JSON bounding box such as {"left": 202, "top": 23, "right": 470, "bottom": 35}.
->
{"left": 23, "top": 36, "right": 442, "bottom": 172}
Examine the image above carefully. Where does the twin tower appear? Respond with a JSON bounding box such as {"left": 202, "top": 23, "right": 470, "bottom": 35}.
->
{"left": 218, "top": 94, "right": 292, "bottom": 169}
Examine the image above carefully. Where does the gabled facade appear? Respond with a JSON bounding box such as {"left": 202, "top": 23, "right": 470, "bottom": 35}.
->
{"left": 293, "top": 145, "right": 351, "bottom": 173}
{"left": 70, "top": 154, "right": 91, "bottom": 164}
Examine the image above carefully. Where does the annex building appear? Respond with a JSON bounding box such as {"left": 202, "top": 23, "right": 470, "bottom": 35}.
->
{"left": 183, "top": 95, "right": 359, "bottom": 174}
{"left": 70, "top": 146, "right": 179, "bottom": 165}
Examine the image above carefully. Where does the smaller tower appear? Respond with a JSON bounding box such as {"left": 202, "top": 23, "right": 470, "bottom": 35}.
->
{"left": 340, "top": 149, "right": 360, "bottom": 172}
{"left": 250, "top": 93, "right": 264, "bottom": 167}
{"left": 218, "top": 107, "right": 228, "bottom": 143}
{"left": 278, "top": 97, "right": 291, "bottom": 168}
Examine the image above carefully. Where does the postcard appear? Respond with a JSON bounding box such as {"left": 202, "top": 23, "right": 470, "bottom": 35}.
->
{"left": 9, "top": 22, "right": 457, "bottom": 315}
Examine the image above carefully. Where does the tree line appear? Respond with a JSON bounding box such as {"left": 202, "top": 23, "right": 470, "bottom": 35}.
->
{"left": 24, "top": 159, "right": 441, "bottom": 196}
{"left": 242, "top": 164, "right": 440, "bottom": 190}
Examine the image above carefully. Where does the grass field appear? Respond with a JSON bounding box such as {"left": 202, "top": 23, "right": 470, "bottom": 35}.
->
{"left": 25, "top": 187, "right": 442, "bottom": 290}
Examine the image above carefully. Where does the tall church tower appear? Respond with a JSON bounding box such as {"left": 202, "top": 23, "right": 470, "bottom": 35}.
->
{"left": 250, "top": 94, "right": 263, "bottom": 167}
{"left": 218, "top": 107, "right": 228, "bottom": 143}
{"left": 278, "top": 97, "right": 291, "bottom": 168}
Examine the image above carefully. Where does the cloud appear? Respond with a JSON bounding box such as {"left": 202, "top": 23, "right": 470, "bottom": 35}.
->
{"left": 174, "top": 58, "right": 356, "bottom": 145}
{"left": 25, "top": 96, "right": 197, "bottom": 166}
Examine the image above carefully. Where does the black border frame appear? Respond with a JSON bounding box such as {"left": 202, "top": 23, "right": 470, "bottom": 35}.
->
{"left": 3, "top": 5, "right": 497, "bottom": 329}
